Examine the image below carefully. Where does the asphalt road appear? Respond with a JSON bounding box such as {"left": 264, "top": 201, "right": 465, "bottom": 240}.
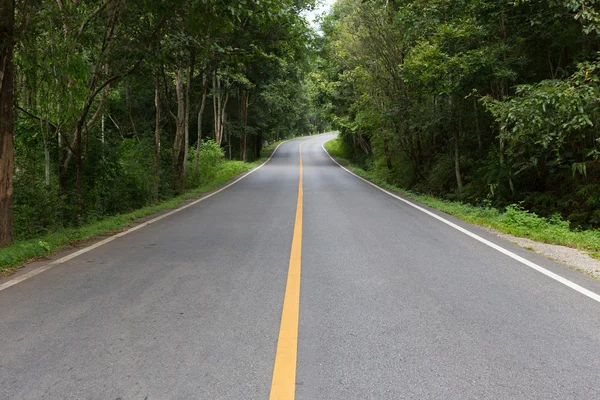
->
{"left": 1, "top": 133, "right": 600, "bottom": 399}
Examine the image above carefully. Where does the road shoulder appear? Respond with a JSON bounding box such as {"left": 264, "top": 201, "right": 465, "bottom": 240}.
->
{"left": 321, "top": 138, "right": 600, "bottom": 299}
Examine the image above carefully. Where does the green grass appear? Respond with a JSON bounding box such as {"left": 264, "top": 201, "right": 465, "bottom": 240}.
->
{"left": 324, "top": 138, "right": 600, "bottom": 253}
{"left": 323, "top": 136, "right": 351, "bottom": 160}
{"left": 0, "top": 141, "right": 284, "bottom": 274}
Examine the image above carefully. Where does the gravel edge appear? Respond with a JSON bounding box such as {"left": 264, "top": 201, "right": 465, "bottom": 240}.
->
{"left": 483, "top": 227, "right": 600, "bottom": 280}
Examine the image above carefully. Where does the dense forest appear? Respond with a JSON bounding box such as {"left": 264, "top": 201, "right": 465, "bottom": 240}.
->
{"left": 315, "top": 0, "right": 600, "bottom": 230}
{"left": 0, "top": 0, "right": 325, "bottom": 246}
{"left": 1, "top": 0, "right": 600, "bottom": 250}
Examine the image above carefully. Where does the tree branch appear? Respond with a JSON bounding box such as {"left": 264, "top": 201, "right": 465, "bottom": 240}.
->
{"left": 60, "top": 131, "right": 76, "bottom": 155}
{"left": 108, "top": 114, "right": 124, "bottom": 139}
{"left": 16, "top": 106, "right": 59, "bottom": 130}
{"left": 78, "top": 0, "right": 111, "bottom": 37}
{"left": 79, "top": 54, "right": 144, "bottom": 132}
{"left": 86, "top": 82, "right": 109, "bottom": 130}
{"left": 0, "top": 54, "right": 6, "bottom": 94}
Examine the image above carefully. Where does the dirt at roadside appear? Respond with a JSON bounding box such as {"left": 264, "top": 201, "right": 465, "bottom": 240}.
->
{"left": 485, "top": 228, "right": 600, "bottom": 280}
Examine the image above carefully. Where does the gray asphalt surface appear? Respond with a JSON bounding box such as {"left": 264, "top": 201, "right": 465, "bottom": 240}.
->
{"left": 2, "top": 133, "right": 600, "bottom": 399}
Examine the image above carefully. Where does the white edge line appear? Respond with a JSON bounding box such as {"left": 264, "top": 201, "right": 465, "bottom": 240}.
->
{"left": 0, "top": 141, "right": 288, "bottom": 292}
{"left": 321, "top": 142, "right": 600, "bottom": 304}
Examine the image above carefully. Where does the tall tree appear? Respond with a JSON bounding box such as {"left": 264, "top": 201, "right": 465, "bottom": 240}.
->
{"left": 2, "top": 0, "right": 315, "bottom": 244}
{"left": 0, "top": 0, "right": 15, "bottom": 246}
{"left": 317, "top": 0, "right": 600, "bottom": 227}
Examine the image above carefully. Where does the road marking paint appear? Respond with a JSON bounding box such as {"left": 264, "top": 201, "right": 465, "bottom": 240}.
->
{"left": 0, "top": 141, "right": 289, "bottom": 293}
{"left": 270, "top": 142, "right": 304, "bottom": 400}
{"left": 322, "top": 142, "right": 600, "bottom": 304}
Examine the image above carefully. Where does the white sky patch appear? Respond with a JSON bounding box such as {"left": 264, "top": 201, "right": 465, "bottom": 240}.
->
{"left": 302, "top": 0, "right": 336, "bottom": 31}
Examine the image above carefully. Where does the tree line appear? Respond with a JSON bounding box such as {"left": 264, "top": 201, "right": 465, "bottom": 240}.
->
{"left": 315, "top": 0, "right": 600, "bottom": 229}
{"left": 0, "top": 0, "right": 324, "bottom": 246}
{"left": 4, "top": 0, "right": 598, "bottom": 249}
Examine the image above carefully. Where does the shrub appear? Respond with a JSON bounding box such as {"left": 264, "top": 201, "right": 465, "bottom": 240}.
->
{"left": 186, "top": 139, "right": 225, "bottom": 188}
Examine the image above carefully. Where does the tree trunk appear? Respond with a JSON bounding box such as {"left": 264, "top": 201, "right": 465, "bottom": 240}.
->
{"left": 449, "top": 96, "right": 463, "bottom": 191}
{"left": 212, "top": 71, "right": 228, "bottom": 146}
{"left": 195, "top": 72, "right": 208, "bottom": 174}
{"left": 499, "top": 125, "right": 505, "bottom": 164}
{"left": 383, "top": 130, "right": 393, "bottom": 170}
{"left": 154, "top": 72, "right": 161, "bottom": 200}
{"left": 126, "top": 81, "right": 138, "bottom": 139}
{"left": 44, "top": 137, "right": 50, "bottom": 186}
{"left": 75, "top": 125, "right": 84, "bottom": 222}
{"left": 39, "top": 104, "right": 51, "bottom": 186}
{"left": 255, "top": 130, "right": 263, "bottom": 159}
{"left": 240, "top": 90, "right": 249, "bottom": 162}
{"left": 174, "top": 67, "right": 186, "bottom": 192}
{"left": 474, "top": 96, "right": 482, "bottom": 152}
{"left": 225, "top": 112, "right": 231, "bottom": 160}
{"left": 58, "top": 127, "right": 65, "bottom": 196}
{"left": 183, "top": 52, "right": 194, "bottom": 179}
{"left": 454, "top": 125, "right": 463, "bottom": 192}
{"left": 222, "top": 94, "right": 228, "bottom": 146}
{"left": 213, "top": 72, "right": 221, "bottom": 145}
{"left": 213, "top": 72, "right": 219, "bottom": 143}
{"left": 0, "top": 0, "right": 14, "bottom": 246}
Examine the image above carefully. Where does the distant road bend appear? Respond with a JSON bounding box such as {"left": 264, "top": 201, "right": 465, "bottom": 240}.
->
{"left": 1, "top": 133, "right": 600, "bottom": 399}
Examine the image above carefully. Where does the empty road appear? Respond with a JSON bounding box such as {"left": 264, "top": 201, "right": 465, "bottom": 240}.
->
{"left": 1, "top": 133, "right": 600, "bottom": 399}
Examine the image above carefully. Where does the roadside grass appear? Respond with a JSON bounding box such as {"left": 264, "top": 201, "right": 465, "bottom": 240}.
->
{"left": 324, "top": 138, "right": 600, "bottom": 253}
{"left": 0, "top": 141, "right": 283, "bottom": 274}
{"left": 322, "top": 136, "right": 350, "bottom": 160}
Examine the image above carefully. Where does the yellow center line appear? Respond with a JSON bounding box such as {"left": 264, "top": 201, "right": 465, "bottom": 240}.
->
{"left": 270, "top": 142, "right": 304, "bottom": 400}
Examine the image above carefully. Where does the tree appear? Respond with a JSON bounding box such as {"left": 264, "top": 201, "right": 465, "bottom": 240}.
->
{"left": 3, "top": 0, "right": 316, "bottom": 244}
{"left": 0, "top": 0, "right": 14, "bottom": 246}
{"left": 317, "top": 0, "right": 600, "bottom": 227}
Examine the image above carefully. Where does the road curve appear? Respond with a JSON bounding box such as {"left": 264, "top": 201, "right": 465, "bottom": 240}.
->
{"left": 1, "top": 133, "right": 600, "bottom": 399}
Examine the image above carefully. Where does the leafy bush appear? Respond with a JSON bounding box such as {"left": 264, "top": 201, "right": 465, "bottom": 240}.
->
{"left": 425, "top": 154, "right": 454, "bottom": 195}
{"left": 13, "top": 178, "right": 63, "bottom": 239}
{"left": 326, "top": 138, "right": 600, "bottom": 251}
{"left": 186, "top": 139, "right": 226, "bottom": 188}
{"left": 501, "top": 204, "right": 568, "bottom": 232}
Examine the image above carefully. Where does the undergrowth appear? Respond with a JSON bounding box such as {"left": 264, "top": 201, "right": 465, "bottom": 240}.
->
{"left": 324, "top": 138, "right": 600, "bottom": 252}
{"left": 0, "top": 141, "right": 283, "bottom": 273}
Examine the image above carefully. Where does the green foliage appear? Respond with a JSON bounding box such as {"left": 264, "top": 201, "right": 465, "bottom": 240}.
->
{"left": 87, "top": 139, "right": 155, "bottom": 219}
{"left": 317, "top": 0, "right": 600, "bottom": 230}
{"left": 323, "top": 137, "right": 350, "bottom": 159}
{"left": 8, "top": 0, "right": 316, "bottom": 251}
{"left": 326, "top": 138, "right": 600, "bottom": 252}
{"left": 484, "top": 77, "right": 599, "bottom": 171}
{"left": 13, "top": 182, "right": 63, "bottom": 239}
{"left": 186, "top": 139, "right": 226, "bottom": 187}
{"left": 0, "top": 136, "right": 289, "bottom": 271}
{"left": 0, "top": 154, "right": 267, "bottom": 272}
{"left": 566, "top": 0, "right": 600, "bottom": 34}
